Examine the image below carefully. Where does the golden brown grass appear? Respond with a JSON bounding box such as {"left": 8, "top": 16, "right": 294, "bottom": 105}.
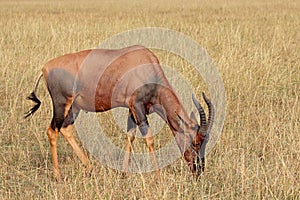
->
{"left": 0, "top": 0, "right": 299, "bottom": 199}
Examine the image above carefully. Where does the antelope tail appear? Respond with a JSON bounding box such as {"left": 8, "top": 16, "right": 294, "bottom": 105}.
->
{"left": 24, "top": 72, "right": 43, "bottom": 118}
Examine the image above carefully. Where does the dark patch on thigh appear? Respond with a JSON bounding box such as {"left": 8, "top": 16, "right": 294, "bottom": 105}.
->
{"left": 46, "top": 68, "right": 77, "bottom": 97}
{"left": 46, "top": 69, "right": 77, "bottom": 130}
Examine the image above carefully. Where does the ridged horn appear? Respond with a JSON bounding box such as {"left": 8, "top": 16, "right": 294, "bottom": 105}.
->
{"left": 192, "top": 93, "right": 207, "bottom": 135}
{"left": 202, "top": 92, "right": 214, "bottom": 135}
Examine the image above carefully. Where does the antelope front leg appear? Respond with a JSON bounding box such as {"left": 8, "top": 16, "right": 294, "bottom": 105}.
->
{"left": 144, "top": 130, "right": 160, "bottom": 176}
{"left": 122, "top": 112, "right": 137, "bottom": 173}
{"left": 139, "top": 122, "right": 160, "bottom": 175}
{"left": 122, "top": 130, "right": 136, "bottom": 173}
{"left": 47, "top": 127, "right": 60, "bottom": 181}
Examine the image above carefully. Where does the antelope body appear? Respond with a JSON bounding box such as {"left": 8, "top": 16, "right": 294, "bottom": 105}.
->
{"left": 25, "top": 45, "right": 214, "bottom": 181}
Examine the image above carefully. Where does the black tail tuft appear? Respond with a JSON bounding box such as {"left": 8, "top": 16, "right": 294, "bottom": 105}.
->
{"left": 24, "top": 92, "right": 41, "bottom": 118}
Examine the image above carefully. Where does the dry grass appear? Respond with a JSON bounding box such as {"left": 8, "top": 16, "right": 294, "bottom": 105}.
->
{"left": 0, "top": 0, "right": 299, "bottom": 199}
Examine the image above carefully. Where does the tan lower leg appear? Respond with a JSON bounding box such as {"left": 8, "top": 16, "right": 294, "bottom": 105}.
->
{"left": 144, "top": 130, "right": 159, "bottom": 172}
{"left": 123, "top": 128, "right": 136, "bottom": 172}
{"left": 60, "top": 125, "right": 91, "bottom": 169}
{"left": 47, "top": 127, "right": 60, "bottom": 181}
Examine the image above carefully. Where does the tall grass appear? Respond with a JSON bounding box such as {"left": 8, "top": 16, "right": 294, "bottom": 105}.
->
{"left": 0, "top": 0, "right": 299, "bottom": 199}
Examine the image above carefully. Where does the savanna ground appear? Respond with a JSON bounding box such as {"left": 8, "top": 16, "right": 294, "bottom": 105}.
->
{"left": 0, "top": 0, "right": 299, "bottom": 199}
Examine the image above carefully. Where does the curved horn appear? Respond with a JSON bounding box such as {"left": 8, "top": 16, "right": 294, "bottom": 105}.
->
{"left": 199, "top": 93, "right": 214, "bottom": 172}
{"left": 193, "top": 93, "right": 214, "bottom": 172}
{"left": 202, "top": 92, "right": 214, "bottom": 135}
{"left": 192, "top": 94, "right": 207, "bottom": 134}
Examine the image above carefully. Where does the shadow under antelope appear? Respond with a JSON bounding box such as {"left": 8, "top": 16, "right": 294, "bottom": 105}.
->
{"left": 25, "top": 45, "right": 214, "bottom": 181}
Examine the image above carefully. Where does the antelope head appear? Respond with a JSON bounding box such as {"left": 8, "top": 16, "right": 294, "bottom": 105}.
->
{"left": 177, "top": 93, "right": 214, "bottom": 176}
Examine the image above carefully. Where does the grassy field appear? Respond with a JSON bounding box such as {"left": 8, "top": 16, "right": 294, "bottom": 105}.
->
{"left": 0, "top": 0, "right": 299, "bottom": 199}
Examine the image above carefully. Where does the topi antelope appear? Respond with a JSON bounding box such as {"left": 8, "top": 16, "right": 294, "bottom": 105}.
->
{"left": 25, "top": 45, "right": 214, "bottom": 181}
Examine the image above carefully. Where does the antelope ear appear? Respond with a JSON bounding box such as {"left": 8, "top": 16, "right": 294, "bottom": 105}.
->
{"left": 190, "top": 111, "right": 197, "bottom": 124}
